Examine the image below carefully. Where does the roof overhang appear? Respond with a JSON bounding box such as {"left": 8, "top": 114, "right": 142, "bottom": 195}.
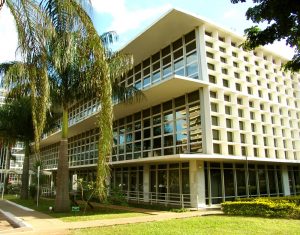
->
{"left": 121, "top": 8, "right": 288, "bottom": 64}
{"left": 121, "top": 9, "right": 204, "bottom": 64}
{"left": 114, "top": 75, "right": 208, "bottom": 120}
{"left": 110, "top": 154, "right": 300, "bottom": 166}
{"left": 40, "top": 75, "right": 208, "bottom": 146}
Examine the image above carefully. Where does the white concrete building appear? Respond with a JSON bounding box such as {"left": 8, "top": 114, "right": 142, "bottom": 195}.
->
{"left": 39, "top": 9, "right": 300, "bottom": 207}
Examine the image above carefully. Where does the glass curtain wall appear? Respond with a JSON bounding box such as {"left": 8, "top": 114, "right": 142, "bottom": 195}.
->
{"left": 112, "top": 90, "right": 202, "bottom": 161}
{"left": 205, "top": 162, "right": 286, "bottom": 204}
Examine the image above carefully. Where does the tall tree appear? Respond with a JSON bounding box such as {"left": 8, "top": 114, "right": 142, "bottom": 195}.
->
{"left": 41, "top": 0, "right": 111, "bottom": 212}
{"left": 2, "top": 0, "right": 52, "bottom": 161}
{"left": 2, "top": 0, "right": 137, "bottom": 211}
{"left": 231, "top": 0, "right": 300, "bottom": 72}
{"left": 96, "top": 32, "right": 137, "bottom": 200}
{"left": 0, "top": 97, "right": 34, "bottom": 199}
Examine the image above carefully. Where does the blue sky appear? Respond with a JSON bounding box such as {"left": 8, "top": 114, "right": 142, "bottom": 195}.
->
{"left": 90, "top": 0, "right": 254, "bottom": 49}
{"left": 0, "top": 0, "right": 294, "bottom": 63}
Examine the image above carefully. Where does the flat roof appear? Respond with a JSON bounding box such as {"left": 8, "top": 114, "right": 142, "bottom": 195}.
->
{"left": 121, "top": 8, "right": 289, "bottom": 65}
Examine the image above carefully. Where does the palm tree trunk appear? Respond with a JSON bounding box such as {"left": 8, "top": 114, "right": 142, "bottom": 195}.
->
{"left": 20, "top": 140, "right": 30, "bottom": 199}
{"left": 54, "top": 106, "right": 70, "bottom": 212}
{"left": 97, "top": 76, "right": 112, "bottom": 200}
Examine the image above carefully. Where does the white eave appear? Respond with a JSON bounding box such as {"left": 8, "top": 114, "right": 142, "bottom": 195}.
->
{"left": 121, "top": 8, "right": 289, "bottom": 65}
{"left": 40, "top": 75, "right": 208, "bottom": 146}
{"left": 110, "top": 153, "right": 300, "bottom": 166}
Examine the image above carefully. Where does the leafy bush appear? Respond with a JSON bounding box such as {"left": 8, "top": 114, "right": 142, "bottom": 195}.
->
{"left": 29, "top": 185, "right": 37, "bottom": 199}
{"left": 222, "top": 198, "right": 300, "bottom": 219}
{"left": 7, "top": 184, "right": 21, "bottom": 195}
{"left": 236, "top": 196, "right": 300, "bottom": 206}
{"left": 108, "top": 188, "right": 128, "bottom": 206}
{"left": 170, "top": 208, "right": 189, "bottom": 213}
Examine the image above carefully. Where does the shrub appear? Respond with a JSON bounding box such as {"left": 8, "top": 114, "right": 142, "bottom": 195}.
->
{"left": 222, "top": 198, "right": 300, "bottom": 219}
{"left": 108, "top": 188, "right": 128, "bottom": 206}
{"left": 29, "top": 185, "right": 37, "bottom": 199}
{"left": 7, "top": 184, "right": 21, "bottom": 195}
{"left": 236, "top": 196, "right": 300, "bottom": 205}
{"left": 170, "top": 208, "right": 189, "bottom": 213}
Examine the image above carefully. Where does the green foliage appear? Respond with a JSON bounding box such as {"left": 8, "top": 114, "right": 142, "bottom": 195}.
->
{"left": 76, "top": 178, "right": 99, "bottom": 213}
{"left": 222, "top": 197, "right": 300, "bottom": 219}
{"left": 231, "top": 0, "right": 300, "bottom": 72}
{"left": 108, "top": 188, "right": 128, "bottom": 206}
{"left": 170, "top": 208, "right": 189, "bottom": 213}
{"left": 0, "top": 97, "right": 33, "bottom": 142}
{"left": 29, "top": 184, "right": 37, "bottom": 199}
{"left": 236, "top": 196, "right": 300, "bottom": 205}
{"left": 7, "top": 183, "right": 21, "bottom": 195}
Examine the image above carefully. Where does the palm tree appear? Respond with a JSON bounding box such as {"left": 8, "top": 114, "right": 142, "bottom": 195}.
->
{"left": 0, "top": 97, "right": 34, "bottom": 199}
{"left": 96, "top": 33, "right": 141, "bottom": 200}
{"left": 2, "top": 0, "right": 52, "bottom": 161}
{"left": 2, "top": 0, "right": 138, "bottom": 211}
{"left": 40, "top": 0, "right": 113, "bottom": 212}
{"left": 1, "top": 0, "right": 108, "bottom": 212}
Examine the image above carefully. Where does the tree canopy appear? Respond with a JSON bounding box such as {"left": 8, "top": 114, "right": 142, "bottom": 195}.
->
{"left": 231, "top": 0, "right": 300, "bottom": 72}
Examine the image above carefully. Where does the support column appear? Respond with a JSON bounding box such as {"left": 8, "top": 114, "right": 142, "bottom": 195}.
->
{"left": 143, "top": 164, "right": 150, "bottom": 202}
{"left": 281, "top": 165, "right": 290, "bottom": 196}
{"left": 190, "top": 160, "right": 206, "bottom": 208}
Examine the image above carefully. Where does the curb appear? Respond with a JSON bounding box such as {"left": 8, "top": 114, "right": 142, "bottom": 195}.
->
{"left": 5, "top": 200, "right": 34, "bottom": 212}
{"left": 0, "top": 208, "right": 32, "bottom": 229}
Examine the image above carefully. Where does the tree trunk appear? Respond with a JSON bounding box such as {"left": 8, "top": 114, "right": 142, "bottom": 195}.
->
{"left": 20, "top": 140, "right": 30, "bottom": 199}
{"left": 0, "top": 0, "right": 5, "bottom": 12}
{"left": 97, "top": 75, "right": 112, "bottom": 200}
{"left": 4, "top": 145, "right": 10, "bottom": 194}
{"left": 54, "top": 107, "right": 70, "bottom": 212}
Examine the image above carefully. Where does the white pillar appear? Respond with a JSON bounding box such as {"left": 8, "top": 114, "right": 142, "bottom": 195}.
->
{"left": 281, "top": 165, "right": 291, "bottom": 196}
{"left": 143, "top": 165, "right": 150, "bottom": 202}
{"left": 196, "top": 25, "right": 208, "bottom": 82}
{"left": 189, "top": 160, "right": 206, "bottom": 208}
{"left": 200, "top": 87, "right": 213, "bottom": 154}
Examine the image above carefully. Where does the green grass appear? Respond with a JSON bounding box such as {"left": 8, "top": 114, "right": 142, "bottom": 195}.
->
{"left": 4, "top": 195, "right": 146, "bottom": 222}
{"left": 72, "top": 216, "right": 300, "bottom": 235}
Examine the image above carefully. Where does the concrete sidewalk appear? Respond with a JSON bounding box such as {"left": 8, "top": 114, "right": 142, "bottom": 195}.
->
{"left": 0, "top": 199, "right": 222, "bottom": 234}
{"left": 0, "top": 200, "right": 68, "bottom": 235}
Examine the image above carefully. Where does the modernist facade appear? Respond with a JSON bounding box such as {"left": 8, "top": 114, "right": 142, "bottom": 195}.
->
{"left": 39, "top": 9, "right": 300, "bottom": 207}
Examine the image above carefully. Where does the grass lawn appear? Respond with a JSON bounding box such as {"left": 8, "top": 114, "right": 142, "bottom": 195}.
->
{"left": 73, "top": 216, "right": 300, "bottom": 235}
{"left": 4, "top": 195, "right": 146, "bottom": 222}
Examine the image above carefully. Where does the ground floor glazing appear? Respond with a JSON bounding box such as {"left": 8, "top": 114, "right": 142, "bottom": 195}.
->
{"left": 65, "top": 160, "right": 300, "bottom": 207}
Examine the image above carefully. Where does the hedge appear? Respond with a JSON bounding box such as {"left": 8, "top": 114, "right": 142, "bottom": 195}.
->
{"left": 222, "top": 198, "right": 300, "bottom": 219}
{"left": 236, "top": 196, "right": 300, "bottom": 205}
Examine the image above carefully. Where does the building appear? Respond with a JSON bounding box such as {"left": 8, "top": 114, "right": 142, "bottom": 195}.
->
{"left": 39, "top": 9, "right": 300, "bottom": 207}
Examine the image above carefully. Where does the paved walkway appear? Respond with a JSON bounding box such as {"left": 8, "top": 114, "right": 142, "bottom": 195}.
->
{"left": 0, "top": 212, "right": 13, "bottom": 232}
{"left": 0, "top": 200, "right": 68, "bottom": 235}
{"left": 0, "top": 199, "right": 222, "bottom": 234}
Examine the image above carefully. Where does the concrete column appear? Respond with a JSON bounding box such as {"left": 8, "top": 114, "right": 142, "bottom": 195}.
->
{"left": 196, "top": 25, "right": 208, "bottom": 82}
{"left": 200, "top": 87, "right": 213, "bottom": 154}
{"left": 189, "top": 160, "right": 206, "bottom": 208}
{"left": 281, "top": 165, "right": 291, "bottom": 196}
{"left": 143, "top": 164, "right": 150, "bottom": 202}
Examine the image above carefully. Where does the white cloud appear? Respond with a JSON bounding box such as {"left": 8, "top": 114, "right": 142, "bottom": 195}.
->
{"left": 265, "top": 40, "right": 294, "bottom": 60}
{"left": 0, "top": 5, "right": 19, "bottom": 63}
{"left": 91, "top": 0, "right": 172, "bottom": 34}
